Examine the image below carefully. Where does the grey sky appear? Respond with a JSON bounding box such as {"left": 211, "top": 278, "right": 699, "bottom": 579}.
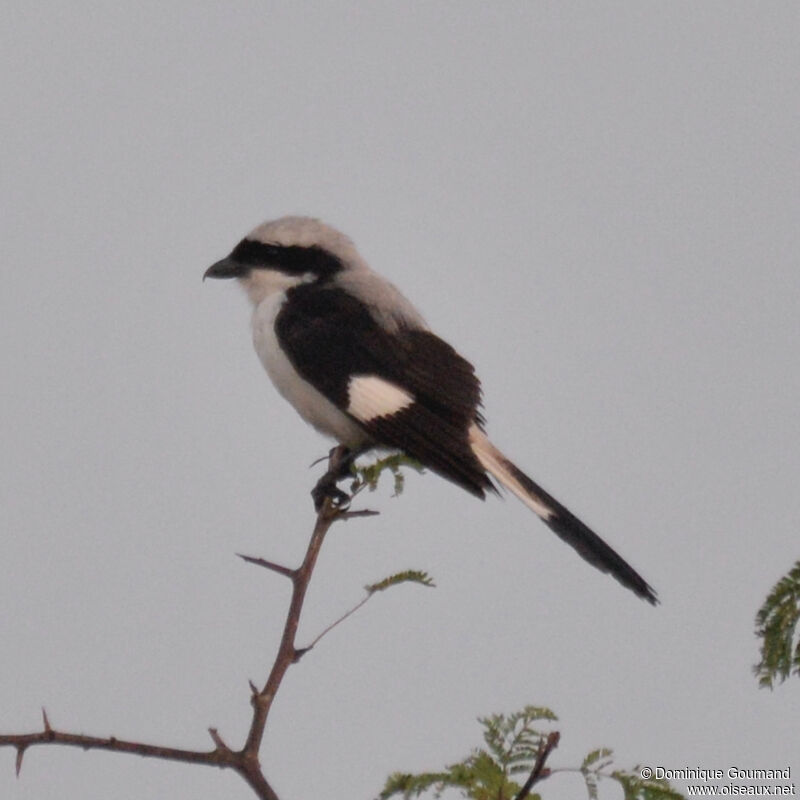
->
{"left": 2, "top": 3, "right": 799, "bottom": 799}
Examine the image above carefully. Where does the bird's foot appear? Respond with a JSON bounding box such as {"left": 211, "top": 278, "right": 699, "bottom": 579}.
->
{"left": 311, "top": 446, "right": 359, "bottom": 511}
{"left": 311, "top": 472, "right": 351, "bottom": 511}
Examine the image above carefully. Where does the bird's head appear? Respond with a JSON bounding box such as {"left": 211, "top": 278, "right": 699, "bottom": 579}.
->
{"left": 204, "top": 216, "right": 367, "bottom": 305}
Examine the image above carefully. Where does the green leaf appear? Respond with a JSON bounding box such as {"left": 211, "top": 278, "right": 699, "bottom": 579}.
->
{"left": 582, "top": 748, "right": 613, "bottom": 768}
{"left": 377, "top": 704, "right": 677, "bottom": 800}
{"left": 354, "top": 453, "right": 426, "bottom": 495}
{"left": 583, "top": 770, "right": 599, "bottom": 800}
{"left": 366, "top": 570, "right": 436, "bottom": 593}
{"left": 753, "top": 560, "right": 800, "bottom": 688}
{"left": 611, "top": 769, "right": 684, "bottom": 800}
{"left": 378, "top": 770, "right": 452, "bottom": 799}
{"left": 479, "top": 706, "right": 557, "bottom": 771}
{"left": 377, "top": 706, "right": 556, "bottom": 800}
{"left": 581, "top": 748, "right": 614, "bottom": 799}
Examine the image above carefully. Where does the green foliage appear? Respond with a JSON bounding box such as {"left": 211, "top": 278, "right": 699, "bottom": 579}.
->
{"left": 378, "top": 706, "right": 680, "bottom": 800}
{"left": 754, "top": 560, "right": 800, "bottom": 688}
{"left": 354, "top": 453, "right": 426, "bottom": 497}
{"left": 609, "top": 768, "right": 684, "bottom": 800}
{"left": 366, "top": 571, "right": 435, "bottom": 593}
{"left": 581, "top": 748, "right": 614, "bottom": 799}
{"left": 380, "top": 770, "right": 457, "bottom": 800}
{"left": 379, "top": 706, "right": 555, "bottom": 800}
{"left": 580, "top": 749, "right": 682, "bottom": 800}
{"left": 479, "top": 706, "right": 556, "bottom": 777}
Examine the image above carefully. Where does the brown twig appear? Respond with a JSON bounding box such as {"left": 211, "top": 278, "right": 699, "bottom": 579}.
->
{"left": 0, "top": 719, "right": 237, "bottom": 769}
{"left": 512, "top": 731, "right": 560, "bottom": 800}
{"left": 241, "top": 448, "right": 349, "bottom": 758}
{"left": 236, "top": 553, "right": 297, "bottom": 579}
{"left": 0, "top": 445, "right": 358, "bottom": 800}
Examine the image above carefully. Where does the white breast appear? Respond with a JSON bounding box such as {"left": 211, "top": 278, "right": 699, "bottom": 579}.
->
{"left": 251, "top": 292, "right": 369, "bottom": 447}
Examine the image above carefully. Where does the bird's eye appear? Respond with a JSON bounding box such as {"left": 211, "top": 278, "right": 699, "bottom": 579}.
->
{"left": 230, "top": 239, "right": 282, "bottom": 265}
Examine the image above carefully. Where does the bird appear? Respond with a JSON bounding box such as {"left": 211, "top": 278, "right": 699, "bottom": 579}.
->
{"left": 204, "top": 216, "right": 657, "bottom": 604}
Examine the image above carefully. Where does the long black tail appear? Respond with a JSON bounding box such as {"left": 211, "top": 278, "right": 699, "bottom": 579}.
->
{"left": 469, "top": 426, "right": 657, "bottom": 605}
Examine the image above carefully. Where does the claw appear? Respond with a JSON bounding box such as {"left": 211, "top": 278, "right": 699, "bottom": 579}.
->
{"left": 311, "top": 475, "right": 351, "bottom": 511}
{"left": 310, "top": 446, "right": 364, "bottom": 511}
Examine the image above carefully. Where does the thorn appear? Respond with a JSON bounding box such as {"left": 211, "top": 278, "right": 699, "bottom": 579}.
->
{"left": 237, "top": 553, "right": 296, "bottom": 579}
{"left": 15, "top": 746, "right": 25, "bottom": 777}
{"left": 292, "top": 647, "right": 310, "bottom": 663}
{"left": 208, "top": 727, "right": 228, "bottom": 752}
{"left": 41, "top": 708, "right": 52, "bottom": 733}
{"left": 248, "top": 679, "right": 258, "bottom": 696}
{"left": 339, "top": 508, "right": 380, "bottom": 520}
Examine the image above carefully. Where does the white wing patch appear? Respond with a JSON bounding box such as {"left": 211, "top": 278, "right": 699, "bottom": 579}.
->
{"left": 347, "top": 376, "right": 414, "bottom": 422}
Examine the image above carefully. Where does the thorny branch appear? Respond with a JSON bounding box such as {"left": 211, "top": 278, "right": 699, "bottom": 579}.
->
{"left": 0, "top": 446, "right": 371, "bottom": 800}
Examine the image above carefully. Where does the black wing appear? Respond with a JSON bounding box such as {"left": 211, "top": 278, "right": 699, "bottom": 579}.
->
{"left": 275, "top": 283, "right": 494, "bottom": 496}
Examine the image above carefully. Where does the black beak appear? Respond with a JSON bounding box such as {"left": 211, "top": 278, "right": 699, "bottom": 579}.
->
{"left": 203, "top": 257, "right": 248, "bottom": 281}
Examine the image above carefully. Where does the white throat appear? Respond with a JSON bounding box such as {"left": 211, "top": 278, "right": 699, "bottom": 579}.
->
{"left": 239, "top": 268, "right": 314, "bottom": 306}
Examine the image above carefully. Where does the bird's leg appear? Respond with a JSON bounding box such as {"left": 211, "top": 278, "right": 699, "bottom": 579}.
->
{"left": 311, "top": 445, "right": 362, "bottom": 511}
